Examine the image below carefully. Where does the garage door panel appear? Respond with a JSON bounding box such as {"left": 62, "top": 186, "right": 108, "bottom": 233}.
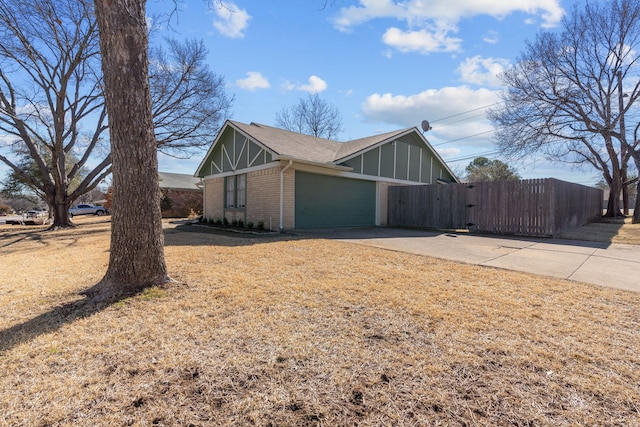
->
{"left": 295, "top": 172, "right": 375, "bottom": 228}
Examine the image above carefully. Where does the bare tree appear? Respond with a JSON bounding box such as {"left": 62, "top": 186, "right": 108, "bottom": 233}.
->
{"left": 488, "top": 0, "right": 640, "bottom": 220}
{"left": 88, "top": 0, "right": 170, "bottom": 300}
{"left": 150, "top": 38, "right": 233, "bottom": 157}
{"left": 0, "top": 0, "right": 107, "bottom": 227}
{"left": 275, "top": 93, "right": 343, "bottom": 139}
{"left": 0, "top": 0, "right": 232, "bottom": 228}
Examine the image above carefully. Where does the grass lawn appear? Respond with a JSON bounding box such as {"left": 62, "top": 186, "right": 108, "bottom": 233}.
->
{"left": 1, "top": 217, "right": 639, "bottom": 426}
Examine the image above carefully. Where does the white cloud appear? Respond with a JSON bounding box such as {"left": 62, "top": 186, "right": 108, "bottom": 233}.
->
{"left": 483, "top": 30, "right": 499, "bottom": 44}
{"left": 361, "top": 86, "right": 500, "bottom": 144}
{"left": 333, "top": 0, "right": 403, "bottom": 32}
{"left": 334, "top": 0, "right": 563, "bottom": 30}
{"left": 436, "top": 147, "right": 461, "bottom": 158}
{"left": 236, "top": 71, "right": 270, "bottom": 91}
{"left": 332, "top": 0, "right": 564, "bottom": 54}
{"left": 283, "top": 75, "right": 328, "bottom": 93}
{"left": 299, "top": 75, "right": 328, "bottom": 93}
{"left": 213, "top": 2, "right": 251, "bottom": 38}
{"left": 382, "top": 26, "right": 462, "bottom": 54}
{"left": 280, "top": 80, "right": 296, "bottom": 91}
{"left": 456, "top": 56, "right": 509, "bottom": 87}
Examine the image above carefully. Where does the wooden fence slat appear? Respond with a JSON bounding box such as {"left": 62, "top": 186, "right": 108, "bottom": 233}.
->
{"left": 388, "top": 178, "right": 603, "bottom": 237}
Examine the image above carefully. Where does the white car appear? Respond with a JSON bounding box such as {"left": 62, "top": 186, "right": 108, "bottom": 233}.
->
{"left": 68, "top": 204, "right": 108, "bottom": 217}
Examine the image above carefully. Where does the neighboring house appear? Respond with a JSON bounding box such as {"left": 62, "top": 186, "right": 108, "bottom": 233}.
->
{"left": 194, "top": 120, "right": 458, "bottom": 230}
{"left": 158, "top": 172, "right": 203, "bottom": 218}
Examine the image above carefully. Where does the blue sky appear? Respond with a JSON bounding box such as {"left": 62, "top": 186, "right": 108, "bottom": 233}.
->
{"left": 154, "top": 0, "right": 600, "bottom": 184}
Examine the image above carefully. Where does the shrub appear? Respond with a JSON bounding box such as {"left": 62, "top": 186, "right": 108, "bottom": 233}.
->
{"left": 247, "top": 221, "right": 254, "bottom": 230}
{"left": 160, "top": 194, "right": 173, "bottom": 211}
{"left": 257, "top": 220, "right": 265, "bottom": 231}
{"left": 222, "top": 217, "right": 229, "bottom": 226}
{"left": 237, "top": 219, "right": 244, "bottom": 228}
{"left": 215, "top": 218, "right": 223, "bottom": 226}
{"left": 0, "top": 203, "right": 11, "bottom": 215}
{"left": 231, "top": 219, "right": 238, "bottom": 227}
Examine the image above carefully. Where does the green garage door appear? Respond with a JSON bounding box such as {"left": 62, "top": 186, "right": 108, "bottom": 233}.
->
{"left": 295, "top": 171, "right": 376, "bottom": 228}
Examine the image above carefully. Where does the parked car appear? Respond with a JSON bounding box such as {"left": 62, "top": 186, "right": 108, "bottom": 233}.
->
{"left": 68, "top": 204, "right": 108, "bottom": 217}
{"left": 21, "top": 210, "right": 50, "bottom": 225}
{"left": 26, "top": 210, "right": 47, "bottom": 218}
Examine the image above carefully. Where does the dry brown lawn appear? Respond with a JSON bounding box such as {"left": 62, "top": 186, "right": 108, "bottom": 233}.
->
{"left": 1, "top": 217, "right": 639, "bottom": 426}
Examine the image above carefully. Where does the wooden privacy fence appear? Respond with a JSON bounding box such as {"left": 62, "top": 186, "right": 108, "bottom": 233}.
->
{"left": 388, "top": 178, "right": 603, "bottom": 237}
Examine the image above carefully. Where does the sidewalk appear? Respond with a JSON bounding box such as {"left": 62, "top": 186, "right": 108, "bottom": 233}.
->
{"left": 300, "top": 228, "right": 640, "bottom": 292}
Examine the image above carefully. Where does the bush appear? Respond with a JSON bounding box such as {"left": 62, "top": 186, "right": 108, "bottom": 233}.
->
{"left": 247, "top": 221, "right": 254, "bottom": 230}
{"left": 222, "top": 217, "right": 229, "bottom": 226}
{"left": 231, "top": 219, "right": 238, "bottom": 227}
{"left": 257, "top": 220, "right": 265, "bottom": 231}
{"left": 160, "top": 194, "right": 173, "bottom": 211}
{"left": 237, "top": 219, "right": 244, "bottom": 228}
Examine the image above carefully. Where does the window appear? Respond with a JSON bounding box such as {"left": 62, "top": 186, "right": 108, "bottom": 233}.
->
{"left": 225, "top": 174, "right": 246, "bottom": 208}
{"left": 236, "top": 174, "right": 246, "bottom": 208}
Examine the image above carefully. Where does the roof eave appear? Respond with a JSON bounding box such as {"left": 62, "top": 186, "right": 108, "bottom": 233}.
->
{"left": 275, "top": 155, "right": 353, "bottom": 172}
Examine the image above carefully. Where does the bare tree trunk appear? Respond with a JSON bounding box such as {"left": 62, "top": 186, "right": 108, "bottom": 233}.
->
{"left": 87, "top": 0, "right": 170, "bottom": 300}
{"left": 621, "top": 168, "right": 630, "bottom": 216}
{"left": 605, "top": 181, "right": 623, "bottom": 218}
{"left": 633, "top": 180, "right": 640, "bottom": 224}
{"left": 49, "top": 197, "right": 74, "bottom": 228}
{"left": 632, "top": 152, "right": 640, "bottom": 224}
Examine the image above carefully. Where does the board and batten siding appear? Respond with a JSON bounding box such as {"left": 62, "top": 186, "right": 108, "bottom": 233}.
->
{"left": 201, "top": 126, "right": 273, "bottom": 176}
{"left": 340, "top": 136, "right": 453, "bottom": 184}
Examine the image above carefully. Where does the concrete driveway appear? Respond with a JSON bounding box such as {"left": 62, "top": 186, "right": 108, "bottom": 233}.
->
{"left": 297, "top": 227, "right": 640, "bottom": 292}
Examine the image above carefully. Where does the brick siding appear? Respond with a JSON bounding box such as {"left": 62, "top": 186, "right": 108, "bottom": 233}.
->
{"left": 203, "top": 165, "right": 295, "bottom": 231}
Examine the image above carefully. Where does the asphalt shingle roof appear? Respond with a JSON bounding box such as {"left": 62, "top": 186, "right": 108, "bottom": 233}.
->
{"left": 229, "top": 121, "right": 413, "bottom": 165}
{"left": 158, "top": 172, "right": 201, "bottom": 191}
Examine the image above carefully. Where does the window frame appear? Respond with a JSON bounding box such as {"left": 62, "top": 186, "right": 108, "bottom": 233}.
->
{"left": 225, "top": 174, "right": 247, "bottom": 209}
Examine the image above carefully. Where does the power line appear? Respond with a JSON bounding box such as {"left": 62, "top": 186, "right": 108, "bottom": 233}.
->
{"left": 430, "top": 102, "right": 501, "bottom": 124}
{"left": 431, "top": 129, "right": 495, "bottom": 147}
{"left": 445, "top": 150, "right": 501, "bottom": 163}
{"left": 434, "top": 112, "right": 488, "bottom": 126}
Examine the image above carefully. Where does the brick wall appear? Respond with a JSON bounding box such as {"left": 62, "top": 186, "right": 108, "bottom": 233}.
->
{"left": 245, "top": 166, "right": 295, "bottom": 230}
{"left": 246, "top": 167, "right": 279, "bottom": 229}
{"left": 204, "top": 176, "right": 224, "bottom": 220}
{"left": 282, "top": 167, "right": 294, "bottom": 229}
{"left": 202, "top": 165, "right": 295, "bottom": 230}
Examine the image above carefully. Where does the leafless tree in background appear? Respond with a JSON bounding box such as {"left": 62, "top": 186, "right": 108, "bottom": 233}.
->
{"left": 276, "top": 93, "right": 343, "bottom": 140}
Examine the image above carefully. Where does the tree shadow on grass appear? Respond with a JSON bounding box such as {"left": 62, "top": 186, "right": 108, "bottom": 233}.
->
{"left": 556, "top": 218, "right": 626, "bottom": 245}
{"left": 164, "top": 223, "right": 301, "bottom": 247}
{"left": 0, "top": 294, "right": 125, "bottom": 355}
